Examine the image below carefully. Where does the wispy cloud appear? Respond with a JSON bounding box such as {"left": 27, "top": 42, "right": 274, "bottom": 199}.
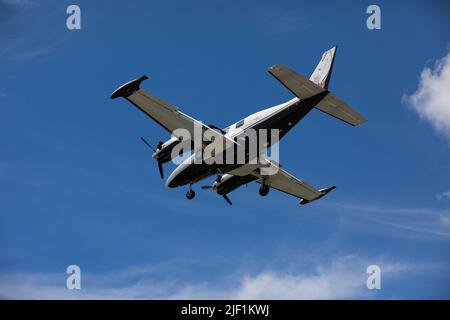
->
{"left": 440, "top": 215, "right": 450, "bottom": 227}
{"left": 247, "top": 2, "right": 309, "bottom": 34}
{"left": 0, "top": 255, "right": 425, "bottom": 299}
{"left": 0, "top": 30, "right": 69, "bottom": 63}
{"left": 0, "top": 1, "right": 69, "bottom": 64}
{"left": 0, "top": 0, "right": 35, "bottom": 6}
{"left": 403, "top": 50, "right": 450, "bottom": 141}
{"left": 436, "top": 190, "right": 450, "bottom": 201}
{"left": 325, "top": 202, "right": 450, "bottom": 238}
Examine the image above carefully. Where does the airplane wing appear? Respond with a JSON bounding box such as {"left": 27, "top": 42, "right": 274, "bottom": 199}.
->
{"left": 268, "top": 63, "right": 366, "bottom": 126}
{"left": 111, "top": 75, "right": 236, "bottom": 148}
{"left": 250, "top": 160, "right": 335, "bottom": 204}
{"left": 256, "top": 167, "right": 321, "bottom": 201}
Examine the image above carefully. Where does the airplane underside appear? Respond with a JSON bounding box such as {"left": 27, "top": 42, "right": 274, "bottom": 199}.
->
{"left": 111, "top": 46, "right": 366, "bottom": 205}
{"left": 166, "top": 91, "right": 329, "bottom": 189}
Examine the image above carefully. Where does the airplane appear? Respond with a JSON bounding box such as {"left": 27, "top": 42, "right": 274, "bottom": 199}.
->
{"left": 110, "top": 47, "right": 366, "bottom": 205}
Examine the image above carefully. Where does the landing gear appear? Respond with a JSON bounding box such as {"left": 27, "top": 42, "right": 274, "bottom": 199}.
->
{"left": 186, "top": 189, "right": 196, "bottom": 200}
{"left": 259, "top": 184, "right": 270, "bottom": 197}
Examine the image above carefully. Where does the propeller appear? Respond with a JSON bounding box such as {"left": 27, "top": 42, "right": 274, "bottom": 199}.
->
{"left": 141, "top": 137, "right": 165, "bottom": 179}
{"left": 201, "top": 175, "right": 222, "bottom": 190}
{"left": 140, "top": 137, "right": 156, "bottom": 152}
{"left": 222, "top": 194, "right": 232, "bottom": 205}
{"left": 201, "top": 175, "right": 232, "bottom": 205}
{"left": 157, "top": 161, "right": 164, "bottom": 179}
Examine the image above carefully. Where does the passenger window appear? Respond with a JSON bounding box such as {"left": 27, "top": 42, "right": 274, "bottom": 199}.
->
{"left": 236, "top": 120, "right": 245, "bottom": 128}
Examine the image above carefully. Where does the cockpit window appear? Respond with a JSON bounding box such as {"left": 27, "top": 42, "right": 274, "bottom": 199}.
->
{"left": 236, "top": 119, "right": 245, "bottom": 128}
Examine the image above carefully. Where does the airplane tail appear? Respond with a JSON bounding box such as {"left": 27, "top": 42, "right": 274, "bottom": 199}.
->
{"left": 309, "top": 46, "right": 336, "bottom": 89}
{"left": 267, "top": 47, "right": 367, "bottom": 126}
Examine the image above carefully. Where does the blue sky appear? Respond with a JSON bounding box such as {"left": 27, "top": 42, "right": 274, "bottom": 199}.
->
{"left": 0, "top": 0, "right": 449, "bottom": 299}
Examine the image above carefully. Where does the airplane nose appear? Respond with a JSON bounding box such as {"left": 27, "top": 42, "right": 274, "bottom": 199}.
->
{"left": 165, "top": 163, "right": 185, "bottom": 188}
{"left": 165, "top": 157, "right": 194, "bottom": 188}
{"left": 165, "top": 171, "right": 177, "bottom": 188}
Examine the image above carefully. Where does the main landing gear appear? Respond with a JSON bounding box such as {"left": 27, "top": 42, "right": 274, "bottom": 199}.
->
{"left": 259, "top": 184, "right": 270, "bottom": 197}
{"left": 186, "top": 189, "right": 195, "bottom": 200}
{"left": 186, "top": 186, "right": 195, "bottom": 200}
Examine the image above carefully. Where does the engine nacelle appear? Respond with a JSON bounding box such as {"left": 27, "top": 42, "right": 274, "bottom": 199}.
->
{"left": 214, "top": 174, "right": 257, "bottom": 195}
{"left": 152, "top": 137, "right": 191, "bottom": 164}
{"left": 153, "top": 124, "right": 223, "bottom": 164}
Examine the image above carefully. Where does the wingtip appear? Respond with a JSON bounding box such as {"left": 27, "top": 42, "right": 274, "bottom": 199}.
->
{"left": 319, "top": 185, "right": 336, "bottom": 195}
{"left": 267, "top": 64, "right": 286, "bottom": 72}
{"left": 267, "top": 64, "right": 277, "bottom": 72}
{"left": 300, "top": 186, "right": 336, "bottom": 205}
{"left": 110, "top": 75, "right": 149, "bottom": 99}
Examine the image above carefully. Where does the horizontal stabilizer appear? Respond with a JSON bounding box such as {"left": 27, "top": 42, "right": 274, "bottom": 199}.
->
{"left": 268, "top": 59, "right": 366, "bottom": 127}
{"left": 268, "top": 64, "right": 325, "bottom": 100}
{"left": 315, "top": 93, "right": 367, "bottom": 126}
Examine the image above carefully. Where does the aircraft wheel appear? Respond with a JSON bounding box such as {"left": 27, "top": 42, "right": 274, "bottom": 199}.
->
{"left": 186, "top": 190, "right": 196, "bottom": 200}
{"left": 259, "top": 184, "right": 270, "bottom": 197}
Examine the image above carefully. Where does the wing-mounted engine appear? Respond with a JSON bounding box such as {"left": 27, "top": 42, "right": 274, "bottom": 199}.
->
{"left": 152, "top": 136, "right": 191, "bottom": 164}
{"left": 215, "top": 174, "right": 257, "bottom": 195}
{"left": 142, "top": 124, "right": 229, "bottom": 180}
{"left": 201, "top": 174, "right": 257, "bottom": 205}
{"left": 141, "top": 136, "right": 192, "bottom": 179}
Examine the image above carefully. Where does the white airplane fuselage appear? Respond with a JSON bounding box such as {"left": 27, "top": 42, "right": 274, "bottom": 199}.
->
{"left": 166, "top": 91, "right": 329, "bottom": 188}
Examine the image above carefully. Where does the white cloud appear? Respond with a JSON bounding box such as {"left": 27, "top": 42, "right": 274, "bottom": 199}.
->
{"left": 0, "top": 256, "right": 423, "bottom": 299}
{"left": 232, "top": 258, "right": 367, "bottom": 300}
{"left": 403, "top": 50, "right": 450, "bottom": 140}
{"left": 173, "top": 256, "right": 372, "bottom": 300}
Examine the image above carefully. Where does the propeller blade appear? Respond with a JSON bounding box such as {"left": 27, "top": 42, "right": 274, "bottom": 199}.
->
{"left": 140, "top": 137, "right": 156, "bottom": 152}
{"left": 201, "top": 185, "right": 213, "bottom": 190}
{"left": 157, "top": 161, "right": 164, "bottom": 179}
{"left": 222, "top": 194, "right": 232, "bottom": 205}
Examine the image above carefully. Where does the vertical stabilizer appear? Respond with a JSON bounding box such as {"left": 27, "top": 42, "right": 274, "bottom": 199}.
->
{"left": 309, "top": 46, "right": 337, "bottom": 89}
